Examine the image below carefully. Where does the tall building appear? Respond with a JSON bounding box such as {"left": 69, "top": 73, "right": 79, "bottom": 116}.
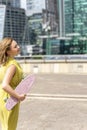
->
{"left": 26, "top": 0, "right": 58, "bottom": 30}
{"left": 65, "top": 0, "right": 87, "bottom": 36}
{"left": 57, "top": 0, "right": 87, "bottom": 54}
{"left": 44, "top": 0, "right": 58, "bottom": 33}
{"left": 64, "top": 0, "right": 87, "bottom": 54}
{"left": 57, "top": 0, "right": 87, "bottom": 36}
{"left": 42, "top": 0, "right": 59, "bottom": 55}
{"left": 0, "top": 1, "right": 26, "bottom": 45}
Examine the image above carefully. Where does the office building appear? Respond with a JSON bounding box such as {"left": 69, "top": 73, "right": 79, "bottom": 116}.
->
{"left": 64, "top": 0, "right": 87, "bottom": 54}
{"left": 57, "top": 0, "right": 87, "bottom": 54}
{"left": 65, "top": 0, "right": 87, "bottom": 36}
{"left": 0, "top": 1, "right": 26, "bottom": 45}
{"left": 42, "top": 0, "right": 59, "bottom": 55}
{"left": 44, "top": 0, "right": 58, "bottom": 33}
{"left": 26, "top": 0, "right": 58, "bottom": 32}
{"left": 27, "top": 0, "right": 58, "bottom": 48}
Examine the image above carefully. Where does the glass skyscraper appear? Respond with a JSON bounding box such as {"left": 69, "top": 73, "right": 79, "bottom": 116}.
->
{"left": 65, "top": 0, "right": 87, "bottom": 36}
{"left": 64, "top": 0, "right": 87, "bottom": 54}
{"left": 57, "top": 0, "right": 87, "bottom": 54}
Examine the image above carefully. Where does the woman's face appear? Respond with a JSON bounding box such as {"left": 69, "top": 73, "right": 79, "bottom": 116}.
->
{"left": 7, "top": 40, "right": 20, "bottom": 57}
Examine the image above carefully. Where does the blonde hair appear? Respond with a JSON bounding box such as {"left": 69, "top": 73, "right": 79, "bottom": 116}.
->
{"left": 0, "top": 37, "right": 13, "bottom": 64}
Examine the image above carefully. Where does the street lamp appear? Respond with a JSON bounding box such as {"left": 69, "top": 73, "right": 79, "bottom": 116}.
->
{"left": 42, "top": 21, "right": 51, "bottom": 55}
{"left": 45, "top": 25, "right": 51, "bottom": 55}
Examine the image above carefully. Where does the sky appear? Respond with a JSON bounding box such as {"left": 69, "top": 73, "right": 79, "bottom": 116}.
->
{"left": 20, "top": 0, "right": 46, "bottom": 16}
{"left": 20, "top": 0, "right": 27, "bottom": 9}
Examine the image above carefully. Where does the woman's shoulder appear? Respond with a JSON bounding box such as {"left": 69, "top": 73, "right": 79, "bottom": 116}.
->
{"left": 6, "top": 57, "right": 18, "bottom": 67}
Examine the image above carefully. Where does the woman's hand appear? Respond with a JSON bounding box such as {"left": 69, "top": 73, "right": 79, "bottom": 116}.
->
{"left": 18, "top": 94, "right": 26, "bottom": 101}
{"left": 2, "top": 65, "right": 27, "bottom": 102}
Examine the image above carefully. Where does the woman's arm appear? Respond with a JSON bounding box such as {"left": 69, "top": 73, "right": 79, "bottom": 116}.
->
{"left": 2, "top": 64, "right": 26, "bottom": 101}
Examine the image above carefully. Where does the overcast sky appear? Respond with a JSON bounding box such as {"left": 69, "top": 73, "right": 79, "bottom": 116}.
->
{"left": 20, "top": 0, "right": 26, "bottom": 9}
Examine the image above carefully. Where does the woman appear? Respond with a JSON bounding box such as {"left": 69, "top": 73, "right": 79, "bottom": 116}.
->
{"left": 0, "top": 37, "right": 26, "bottom": 130}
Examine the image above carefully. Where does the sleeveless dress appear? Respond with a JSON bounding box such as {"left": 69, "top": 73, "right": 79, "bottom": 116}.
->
{"left": 0, "top": 57, "right": 23, "bottom": 130}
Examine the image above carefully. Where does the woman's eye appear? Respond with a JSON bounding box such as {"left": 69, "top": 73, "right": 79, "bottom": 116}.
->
{"left": 15, "top": 45, "right": 17, "bottom": 48}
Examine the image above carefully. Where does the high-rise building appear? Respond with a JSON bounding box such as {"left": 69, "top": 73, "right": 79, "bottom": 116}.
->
{"left": 65, "top": 0, "right": 87, "bottom": 36}
{"left": 26, "top": 0, "right": 58, "bottom": 29}
{"left": 57, "top": 0, "right": 87, "bottom": 54}
{"left": 57, "top": 0, "right": 87, "bottom": 36}
{"left": 64, "top": 0, "right": 87, "bottom": 54}
{"left": 44, "top": 0, "right": 58, "bottom": 33}
{"left": 0, "top": 1, "right": 26, "bottom": 45}
{"left": 42, "top": 0, "right": 59, "bottom": 55}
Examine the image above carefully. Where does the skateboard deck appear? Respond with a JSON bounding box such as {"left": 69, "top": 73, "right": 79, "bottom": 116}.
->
{"left": 6, "top": 74, "right": 35, "bottom": 110}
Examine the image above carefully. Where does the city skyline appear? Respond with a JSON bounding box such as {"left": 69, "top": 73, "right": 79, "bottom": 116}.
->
{"left": 0, "top": 0, "right": 87, "bottom": 55}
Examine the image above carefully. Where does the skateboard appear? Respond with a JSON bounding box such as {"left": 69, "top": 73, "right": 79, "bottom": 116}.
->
{"left": 6, "top": 74, "right": 35, "bottom": 110}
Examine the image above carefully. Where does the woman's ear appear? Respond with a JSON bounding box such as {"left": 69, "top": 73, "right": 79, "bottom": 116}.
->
{"left": 6, "top": 50, "right": 11, "bottom": 56}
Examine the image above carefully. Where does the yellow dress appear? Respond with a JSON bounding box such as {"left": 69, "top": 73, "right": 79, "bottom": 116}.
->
{"left": 0, "top": 57, "right": 23, "bottom": 130}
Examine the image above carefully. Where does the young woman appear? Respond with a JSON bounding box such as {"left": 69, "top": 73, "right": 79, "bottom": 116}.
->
{"left": 0, "top": 37, "right": 26, "bottom": 130}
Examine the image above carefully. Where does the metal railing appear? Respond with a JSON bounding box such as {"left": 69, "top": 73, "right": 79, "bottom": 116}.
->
{"left": 15, "top": 54, "right": 87, "bottom": 62}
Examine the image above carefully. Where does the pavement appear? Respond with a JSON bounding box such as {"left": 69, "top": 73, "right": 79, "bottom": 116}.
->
{"left": 17, "top": 74, "right": 87, "bottom": 130}
{"left": 1, "top": 74, "right": 87, "bottom": 130}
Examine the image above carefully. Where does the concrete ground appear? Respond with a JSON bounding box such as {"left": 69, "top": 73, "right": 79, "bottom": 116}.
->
{"left": 1, "top": 74, "right": 87, "bottom": 130}
{"left": 17, "top": 74, "right": 87, "bottom": 130}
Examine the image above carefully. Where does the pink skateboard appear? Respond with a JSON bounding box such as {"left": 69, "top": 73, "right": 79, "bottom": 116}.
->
{"left": 6, "top": 74, "right": 35, "bottom": 110}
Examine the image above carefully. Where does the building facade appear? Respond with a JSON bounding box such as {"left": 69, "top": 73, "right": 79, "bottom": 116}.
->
{"left": 56, "top": 0, "right": 87, "bottom": 54}
{"left": 0, "top": 1, "right": 26, "bottom": 46}
{"left": 25, "top": 0, "right": 58, "bottom": 55}
{"left": 65, "top": 0, "right": 87, "bottom": 36}
{"left": 42, "top": 0, "right": 58, "bottom": 33}
{"left": 0, "top": 5, "right": 6, "bottom": 40}
{"left": 26, "top": 0, "right": 58, "bottom": 33}
{"left": 42, "top": 0, "right": 59, "bottom": 55}
{"left": 64, "top": 0, "right": 87, "bottom": 54}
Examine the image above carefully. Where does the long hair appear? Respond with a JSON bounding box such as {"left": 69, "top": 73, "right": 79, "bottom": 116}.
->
{"left": 0, "top": 37, "right": 13, "bottom": 64}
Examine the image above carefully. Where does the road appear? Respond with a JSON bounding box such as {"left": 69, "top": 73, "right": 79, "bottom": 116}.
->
{"left": 17, "top": 74, "right": 87, "bottom": 130}
{"left": 1, "top": 74, "right": 87, "bottom": 130}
